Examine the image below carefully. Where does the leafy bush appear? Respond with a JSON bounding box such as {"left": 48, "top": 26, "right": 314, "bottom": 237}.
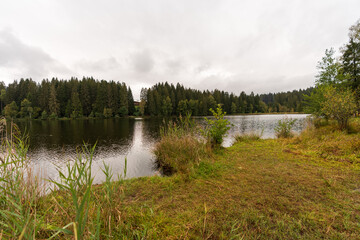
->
{"left": 275, "top": 117, "right": 297, "bottom": 138}
{"left": 202, "top": 104, "right": 231, "bottom": 148}
{"left": 321, "top": 86, "right": 357, "bottom": 130}
{"left": 41, "top": 110, "right": 48, "bottom": 120}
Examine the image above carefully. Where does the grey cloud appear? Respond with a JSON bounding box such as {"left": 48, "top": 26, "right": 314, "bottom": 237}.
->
{"left": 131, "top": 50, "right": 154, "bottom": 73}
{"left": 194, "top": 63, "right": 211, "bottom": 74}
{"left": 75, "top": 57, "right": 120, "bottom": 72}
{"left": 166, "top": 59, "right": 183, "bottom": 75}
{"left": 0, "top": 0, "right": 359, "bottom": 99}
{"left": 0, "top": 29, "right": 71, "bottom": 79}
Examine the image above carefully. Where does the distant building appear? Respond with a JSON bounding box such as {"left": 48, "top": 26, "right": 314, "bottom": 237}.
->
{"left": 134, "top": 101, "right": 140, "bottom": 106}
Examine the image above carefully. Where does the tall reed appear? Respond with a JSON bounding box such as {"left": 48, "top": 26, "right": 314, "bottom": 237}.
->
{"left": 50, "top": 143, "right": 96, "bottom": 239}
{"left": 155, "top": 114, "right": 211, "bottom": 175}
{"left": 0, "top": 120, "right": 43, "bottom": 239}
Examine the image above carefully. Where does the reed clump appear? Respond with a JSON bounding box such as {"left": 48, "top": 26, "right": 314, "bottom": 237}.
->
{"left": 154, "top": 114, "right": 211, "bottom": 175}
{"left": 0, "top": 119, "right": 130, "bottom": 239}
{"left": 275, "top": 117, "right": 297, "bottom": 138}
{"left": 0, "top": 121, "right": 45, "bottom": 239}
{"left": 234, "top": 132, "right": 262, "bottom": 143}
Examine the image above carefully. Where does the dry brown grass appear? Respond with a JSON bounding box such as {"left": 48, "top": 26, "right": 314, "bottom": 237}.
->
{"left": 154, "top": 133, "right": 212, "bottom": 174}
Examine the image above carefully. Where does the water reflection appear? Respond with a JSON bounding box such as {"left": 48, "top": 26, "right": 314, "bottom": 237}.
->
{"left": 14, "top": 114, "right": 308, "bottom": 182}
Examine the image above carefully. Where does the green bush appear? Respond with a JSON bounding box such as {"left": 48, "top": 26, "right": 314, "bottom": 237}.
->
{"left": 202, "top": 104, "right": 231, "bottom": 147}
{"left": 49, "top": 112, "right": 58, "bottom": 119}
{"left": 41, "top": 110, "right": 48, "bottom": 119}
{"left": 275, "top": 117, "right": 297, "bottom": 138}
{"left": 321, "top": 86, "right": 357, "bottom": 130}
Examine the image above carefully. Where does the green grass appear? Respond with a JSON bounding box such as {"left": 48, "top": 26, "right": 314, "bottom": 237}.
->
{"left": 2, "top": 120, "right": 360, "bottom": 239}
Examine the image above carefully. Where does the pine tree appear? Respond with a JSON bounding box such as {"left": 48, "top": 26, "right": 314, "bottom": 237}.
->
{"left": 127, "top": 87, "right": 135, "bottom": 115}
{"left": 49, "top": 84, "right": 59, "bottom": 116}
{"left": 71, "top": 89, "right": 83, "bottom": 118}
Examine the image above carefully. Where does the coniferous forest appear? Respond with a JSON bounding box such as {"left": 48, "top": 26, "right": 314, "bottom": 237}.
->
{"left": 0, "top": 77, "right": 313, "bottom": 119}
{"left": 141, "top": 83, "right": 312, "bottom": 116}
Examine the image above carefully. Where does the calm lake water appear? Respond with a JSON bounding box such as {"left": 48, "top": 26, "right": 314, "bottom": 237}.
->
{"left": 14, "top": 114, "right": 309, "bottom": 183}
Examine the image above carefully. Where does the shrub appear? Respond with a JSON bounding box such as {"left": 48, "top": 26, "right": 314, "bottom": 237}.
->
{"left": 49, "top": 112, "right": 58, "bottom": 119}
{"left": 103, "top": 108, "right": 113, "bottom": 118}
{"left": 321, "top": 86, "right": 357, "bottom": 130}
{"left": 202, "top": 104, "right": 231, "bottom": 148}
{"left": 275, "top": 117, "right": 297, "bottom": 138}
{"left": 41, "top": 110, "right": 48, "bottom": 119}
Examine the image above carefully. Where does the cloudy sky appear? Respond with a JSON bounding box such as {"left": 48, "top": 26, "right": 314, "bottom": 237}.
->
{"left": 0, "top": 0, "right": 359, "bottom": 99}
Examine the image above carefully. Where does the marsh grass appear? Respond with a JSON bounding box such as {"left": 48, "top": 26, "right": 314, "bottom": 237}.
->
{"left": 0, "top": 121, "right": 129, "bottom": 239}
{"left": 1, "top": 116, "right": 360, "bottom": 239}
{"left": 49, "top": 144, "right": 96, "bottom": 239}
{"left": 290, "top": 118, "right": 360, "bottom": 166}
{"left": 154, "top": 114, "right": 212, "bottom": 175}
{"left": 0, "top": 122, "right": 45, "bottom": 239}
{"left": 275, "top": 117, "right": 297, "bottom": 138}
{"left": 233, "top": 131, "right": 263, "bottom": 143}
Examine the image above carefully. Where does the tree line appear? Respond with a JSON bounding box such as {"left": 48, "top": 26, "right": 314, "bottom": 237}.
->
{"left": 1, "top": 77, "right": 136, "bottom": 119}
{"left": 304, "top": 19, "right": 360, "bottom": 129}
{"left": 139, "top": 82, "right": 313, "bottom": 116}
{"left": 0, "top": 77, "right": 313, "bottom": 119}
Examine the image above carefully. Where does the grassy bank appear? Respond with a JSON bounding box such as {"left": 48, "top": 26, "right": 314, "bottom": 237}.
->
{"left": 1, "top": 120, "right": 360, "bottom": 239}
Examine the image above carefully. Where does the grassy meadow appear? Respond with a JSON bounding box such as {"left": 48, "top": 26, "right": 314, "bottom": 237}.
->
{"left": 1, "top": 118, "right": 360, "bottom": 239}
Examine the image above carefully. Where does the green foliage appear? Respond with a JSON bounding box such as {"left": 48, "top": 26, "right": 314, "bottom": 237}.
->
{"left": 49, "top": 112, "right": 58, "bottom": 119}
{"left": 275, "top": 117, "right": 297, "bottom": 138}
{"left": 0, "top": 78, "right": 312, "bottom": 119}
{"left": 160, "top": 113, "right": 195, "bottom": 138}
{"left": 50, "top": 144, "right": 96, "bottom": 239}
{"left": 65, "top": 100, "right": 72, "bottom": 117}
{"left": 71, "top": 90, "right": 83, "bottom": 118}
{"left": 119, "top": 106, "right": 128, "bottom": 116}
{"left": 321, "top": 86, "right": 357, "bottom": 130}
{"left": 161, "top": 96, "right": 173, "bottom": 116}
{"left": 0, "top": 78, "right": 137, "bottom": 119}
{"left": 341, "top": 19, "right": 360, "bottom": 91}
{"left": 4, "top": 101, "right": 18, "bottom": 119}
{"left": 177, "top": 99, "right": 188, "bottom": 116}
{"left": 0, "top": 125, "right": 43, "bottom": 239}
{"left": 127, "top": 87, "right": 136, "bottom": 115}
{"left": 304, "top": 19, "right": 360, "bottom": 125}
{"left": 315, "top": 48, "right": 344, "bottom": 86}
{"left": 49, "top": 84, "right": 60, "bottom": 116}
{"left": 303, "top": 85, "right": 328, "bottom": 117}
{"left": 103, "top": 108, "right": 113, "bottom": 118}
{"left": 202, "top": 104, "right": 231, "bottom": 147}
{"left": 41, "top": 110, "right": 48, "bottom": 120}
{"left": 231, "top": 102, "right": 237, "bottom": 114}
{"left": 20, "top": 98, "right": 33, "bottom": 118}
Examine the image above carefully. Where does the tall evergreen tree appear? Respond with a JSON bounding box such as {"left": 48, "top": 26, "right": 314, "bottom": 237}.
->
{"left": 49, "top": 84, "right": 59, "bottom": 116}
{"left": 127, "top": 87, "right": 135, "bottom": 115}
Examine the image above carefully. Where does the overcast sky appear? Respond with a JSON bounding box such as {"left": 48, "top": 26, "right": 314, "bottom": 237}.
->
{"left": 0, "top": 0, "right": 359, "bottom": 99}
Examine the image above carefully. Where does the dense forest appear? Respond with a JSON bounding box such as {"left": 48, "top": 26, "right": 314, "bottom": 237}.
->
{"left": 0, "top": 77, "right": 136, "bottom": 119}
{"left": 0, "top": 77, "right": 313, "bottom": 119}
{"left": 140, "top": 83, "right": 313, "bottom": 116}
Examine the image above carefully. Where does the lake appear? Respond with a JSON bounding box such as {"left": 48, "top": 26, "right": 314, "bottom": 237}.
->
{"left": 14, "top": 114, "right": 309, "bottom": 183}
